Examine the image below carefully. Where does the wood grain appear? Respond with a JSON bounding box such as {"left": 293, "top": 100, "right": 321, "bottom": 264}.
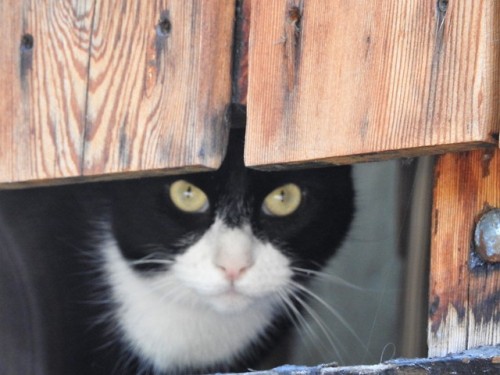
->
{"left": 82, "top": 0, "right": 234, "bottom": 178}
{"left": 0, "top": 0, "right": 234, "bottom": 187}
{"left": 245, "top": 0, "right": 500, "bottom": 168}
{"left": 0, "top": 0, "right": 94, "bottom": 185}
{"left": 429, "top": 149, "right": 500, "bottom": 356}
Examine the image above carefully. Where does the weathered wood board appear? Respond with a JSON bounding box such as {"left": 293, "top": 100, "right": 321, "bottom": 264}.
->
{"left": 245, "top": 0, "right": 500, "bottom": 168}
{"left": 83, "top": 0, "right": 234, "bottom": 177}
{"left": 244, "top": 346, "right": 500, "bottom": 374}
{"left": 0, "top": 0, "right": 92, "bottom": 184}
{"left": 0, "top": 0, "right": 234, "bottom": 187}
{"left": 429, "top": 148, "right": 500, "bottom": 357}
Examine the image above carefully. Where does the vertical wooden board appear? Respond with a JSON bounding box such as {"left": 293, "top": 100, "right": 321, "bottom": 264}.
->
{"left": 0, "top": 0, "right": 94, "bottom": 185}
{"left": 83, "top": 0, "right": 234, "bottom": 178}
{"left": 429, "top": 149, "right": 500, "bottom": 357}
{"left": 0, "top": 0, "right": 91, "bottom": 184}
{"left": 465, "top": 150, "right": 500, "bottom": 350}
{"left": 0, "top": 0, "right": 21, "bottom": 184}
{"left": 245, "top": 0, "right": 499, "bottom": 168}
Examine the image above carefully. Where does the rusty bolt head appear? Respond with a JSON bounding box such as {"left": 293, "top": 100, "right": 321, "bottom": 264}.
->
{"left": 474, "top": 208, "right": 500, "bottom": 263}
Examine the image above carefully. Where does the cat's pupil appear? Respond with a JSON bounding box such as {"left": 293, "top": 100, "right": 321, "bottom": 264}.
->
{"left": 272, "top": 190, "right": 286, "bottom": 204}
{"left": 278, "top": 190, "right": 285, "bottom": 202}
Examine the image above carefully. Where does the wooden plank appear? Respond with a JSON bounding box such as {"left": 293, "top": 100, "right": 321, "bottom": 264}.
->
{"left": 0, "top": 0, "right": 233, "bottom": 187}
{"left": 82, "top": 0, "right": 234, "bottom": 178}
{"left": 245, "top": 346, "right": 500, "bottom": 374}
{"left": 429, "top": 148, "right": 500, "bottom": 356}
{"left": 245, "top": 0, "right": 500, "bottom": 168}
{"left": 0, "top": 0, "right": 94, "bottom": 184}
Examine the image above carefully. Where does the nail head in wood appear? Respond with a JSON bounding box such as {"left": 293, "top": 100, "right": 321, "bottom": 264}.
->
{"left": 474, "top": 208, "right": 500, "bottom": 263}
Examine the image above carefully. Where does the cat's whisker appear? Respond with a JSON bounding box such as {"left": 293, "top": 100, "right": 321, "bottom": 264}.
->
{"left": 290, "top": 267, "right": 366, "bottom": 291}
{"left": 155, "top": 284, "right": 190, "bottom": 305}
{"left": 128, "top": 258, "right": 175, "bottom": 267}
{"left": 92, "top": 334, "right": 120, "bottom": 355}
{"left": 281, "top": 286, "right": 342, "bottom": 357}
{"left": 276, "top": 290, "right": 311, "bottom": 335}
{"left": 113, "top": 347, "right": 139, "bottom": 375}
{"left": 138, "top": 243, "right": 166, "bottom": 250}
{"left": 289, "top": 280, "right": 372, "bottom": 358}
{"left": 285, "top": 286, "right": 347, "bottom": 364}
{"left": 278, "top": 289, "right": 339, "bottom": 362}
{"left": 142, "top": 277, "right": 194, "bottom": 306}
{"left": 137, "top": 244, "right": 173, "bottom": 254}
{"left": 85, "top": 308, "right": 116, "bottom": 334}
{"left": 274, "top": 290, "right": 319, "bottom": 360}
{"left": 71, "top": 266, "right": 105, "bottom": 277}
{"left": 128, "top": 249, "right": 175, "bottom": 264}
{"left": 141, "top": 278, "right": 178, "bottom": 297}
{"left": 81, "top": 295, "right": 116, "bottom": 306}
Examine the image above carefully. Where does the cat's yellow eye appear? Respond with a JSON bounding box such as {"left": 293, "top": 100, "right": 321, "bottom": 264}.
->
{"left": 169, "top": 180, "right": 209, "bottom": 213}
{"left": 262, "top": 183, "right": 302, "bottom": 217}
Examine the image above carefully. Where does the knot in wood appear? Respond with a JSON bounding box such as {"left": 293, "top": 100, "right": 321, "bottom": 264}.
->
{"left": 287, "top": 6, "right": 301, "bottom": 24}
{"left": 157, "top": 17, "right": 171, "bottom": 37}
{"left": 20, "top": 34, "right": 34, "bottom": 50}
{"left": 437, "top": 0, "right": 448, "bottom": 13}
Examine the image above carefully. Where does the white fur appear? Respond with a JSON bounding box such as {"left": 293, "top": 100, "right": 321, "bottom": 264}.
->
{"left": 101, "top": 217, "right": 293, "bottom": 372}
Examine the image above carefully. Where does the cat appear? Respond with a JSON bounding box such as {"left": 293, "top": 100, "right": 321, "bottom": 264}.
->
{"left": 0, "top": 127, "right": 354, "bottom": 375}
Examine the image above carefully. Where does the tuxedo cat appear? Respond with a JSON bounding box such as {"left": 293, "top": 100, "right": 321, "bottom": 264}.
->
{"left": 0, "top": 128, "right": 353, "bottom": 374}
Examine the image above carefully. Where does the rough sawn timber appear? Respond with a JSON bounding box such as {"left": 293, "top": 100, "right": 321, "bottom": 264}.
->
{"left": 245, "top": 0, "right": 500, "bottom": 169}
{"left": 237, "top": 345, "right": 500, "bottom": 374}
{"left": 0, "top": 0, "right": 234, "bottom": 187}
{"left": 429, "top": 148, "right": 500, "bottom": 356}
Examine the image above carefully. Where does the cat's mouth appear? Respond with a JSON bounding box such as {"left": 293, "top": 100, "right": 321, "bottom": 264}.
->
{"left": 194, "top": 281, "right": 269, "bottom": 314}
{"left": 200, "top": 281, "right": 285, "bottom": 315}
{"left": 205, "top": 290, "right": 252, "bottom": 313}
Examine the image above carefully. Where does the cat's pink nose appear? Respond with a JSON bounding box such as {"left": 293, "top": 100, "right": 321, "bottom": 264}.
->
{"left": 216, "top": 263, "right": 251, "bottom": 282}
{"left": 213, "top": 224, "right": 255, "bottom": 282}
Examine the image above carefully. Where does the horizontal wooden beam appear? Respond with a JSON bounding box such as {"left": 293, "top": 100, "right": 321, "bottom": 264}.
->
{"left": 0, "top": 0, "right": 234, "bottom": 188}
{"left": 245, "top": 0, "right": 499, "bottom": 168}
{"left": 246, "top": 345, "right": 500, "bottom": 374}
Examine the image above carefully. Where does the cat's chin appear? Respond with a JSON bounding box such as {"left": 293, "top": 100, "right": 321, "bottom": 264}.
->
{"left": 205, "top": 290, "right": 257, "bottom": 314}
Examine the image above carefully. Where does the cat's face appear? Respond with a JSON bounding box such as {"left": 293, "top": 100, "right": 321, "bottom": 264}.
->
{"left": 100, "top": 129, "right": 354, "bottom": 371}
{"left": 109, "top": 140, "right": 353, "bottom": 307}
